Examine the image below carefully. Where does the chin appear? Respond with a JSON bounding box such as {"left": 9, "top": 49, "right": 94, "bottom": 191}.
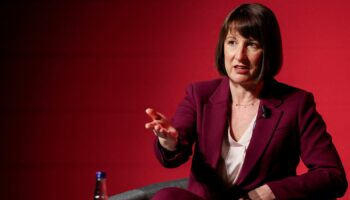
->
{"left": 230, "top": 76, "right": 251, "bottom": 83}
{"left": 229, "top": 73, "right": 259, "bottom": 84}
{"left": 230, "top": 78, "right": 257, "bottom": 86}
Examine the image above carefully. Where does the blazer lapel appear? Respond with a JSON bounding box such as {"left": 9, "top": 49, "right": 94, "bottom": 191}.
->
{"left": 235, "top": 80, "right": 284, "bottom": 185}
{"left": 202, "top": 77, "right": 230, "bottom": 168}
{"left": 200, "top": 78, "right": 285, "bottom": 180}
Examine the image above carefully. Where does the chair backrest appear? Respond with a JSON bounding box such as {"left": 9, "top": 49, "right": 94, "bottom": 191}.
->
{"left": 109, "top": 178, "right": 188, "bottom": 200}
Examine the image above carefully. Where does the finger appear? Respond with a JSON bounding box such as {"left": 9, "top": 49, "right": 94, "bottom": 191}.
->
{"left": 145, "top": 108, "right": 162, "bottom": 120}
{"left": 155, "top": 124, "right": 169, "bottom": 134}
{"left": 153, "top": 125, "right": 166, "bottom": 137}
{"left": 154, "top": 124, "right": 172, "bottom": 137}
{"left": 153, "top": 129, "right": 167, "bottom": 138}
{"left": 159, "top": 127, "right": 169, "bottom": 135}
{"left": 145, "top": 120, "right": 163, "bottom": 129}
{"left": 145, "top": 122, "right": 156, "bottom": 129}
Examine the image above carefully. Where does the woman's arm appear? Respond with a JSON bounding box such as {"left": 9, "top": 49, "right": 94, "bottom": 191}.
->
{"left": 266, "top": 93, "right": 348, "bottom": 199}
{"left": 147, "top": 84, "right": 197, "bottom": 168}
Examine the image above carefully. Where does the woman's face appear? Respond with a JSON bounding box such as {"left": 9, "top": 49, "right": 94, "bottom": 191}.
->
{"left": 224, "top": 27, "right": 263, "bottom": 85}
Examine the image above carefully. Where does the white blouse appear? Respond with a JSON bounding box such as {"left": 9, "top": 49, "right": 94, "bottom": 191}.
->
{"left": 219, "top": 115, "right": 256, "bottom": 185}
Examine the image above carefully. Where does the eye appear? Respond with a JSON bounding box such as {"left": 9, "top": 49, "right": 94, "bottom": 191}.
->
{"left": 226, "top": 39, "right": 237, "bottom": 46}
{"left": 247, "top": 41, "right": 261, "bottom": 49}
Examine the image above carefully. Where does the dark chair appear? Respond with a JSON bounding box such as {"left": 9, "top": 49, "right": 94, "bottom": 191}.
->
{"left": 109, "top": 178, "right": 188, "bottom": 200}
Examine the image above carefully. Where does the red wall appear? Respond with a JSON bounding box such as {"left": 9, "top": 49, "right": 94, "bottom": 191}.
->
{"left": 1, "top": 0, "right": 349, "bottom": 199}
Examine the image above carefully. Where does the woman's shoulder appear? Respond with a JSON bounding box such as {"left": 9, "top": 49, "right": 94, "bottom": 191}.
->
{"left": 186, "top": 77, "right": 229, "bottom": 101}
{"left": 268, "top": 79, "right": 314, "bottom": 102}
{"left": 189, "top": 78, "right": 227, "bottom": 92}
{"left": 191, "top": 78, "right": 224, "bottom": 88}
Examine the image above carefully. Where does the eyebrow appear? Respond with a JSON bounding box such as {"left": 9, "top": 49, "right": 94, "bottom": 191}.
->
{"left": 247, "top": 38, "right": 260, "bottom": 44}
{"left": 226, "top": 36, "right": 235, "bottom": 39}
{"left": 225, "top": 34, "right": 237, "bottom": 39}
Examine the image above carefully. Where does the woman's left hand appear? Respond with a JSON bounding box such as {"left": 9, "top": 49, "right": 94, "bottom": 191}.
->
{"left": 239, "top": 184, "right": 275, "bottom": 200}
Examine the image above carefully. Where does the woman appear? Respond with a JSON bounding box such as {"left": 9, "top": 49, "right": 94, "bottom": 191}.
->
{"left": 145, "top": 3, "right": 347, "bottom": 200}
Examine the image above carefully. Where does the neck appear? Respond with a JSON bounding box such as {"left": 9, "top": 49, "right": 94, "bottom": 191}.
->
{"left": 229, "top": 81, "right": 264, "bottom": 105}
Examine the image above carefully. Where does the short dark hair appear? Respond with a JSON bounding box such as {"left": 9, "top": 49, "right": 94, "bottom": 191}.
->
{"left": 215, "top": 3, "right": 283, "bottom": 80}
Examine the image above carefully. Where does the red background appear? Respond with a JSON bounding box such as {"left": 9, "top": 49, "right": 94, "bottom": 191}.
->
{"left": 1, "top": 0, "right": 349, "bottom": 199}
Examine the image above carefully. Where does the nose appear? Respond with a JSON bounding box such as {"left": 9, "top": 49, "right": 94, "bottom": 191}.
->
{"left": 235, "top": 45, "right": 247, "bottom": 62}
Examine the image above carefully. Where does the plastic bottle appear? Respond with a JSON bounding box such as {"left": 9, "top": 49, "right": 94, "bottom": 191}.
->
{"left": 93, "top": 171, "right": 108, "bottom": 200}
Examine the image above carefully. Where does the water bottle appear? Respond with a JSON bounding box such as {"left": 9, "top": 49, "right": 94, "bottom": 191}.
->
{"left": 93, "top": 171, "right": 108, "bottom": 200}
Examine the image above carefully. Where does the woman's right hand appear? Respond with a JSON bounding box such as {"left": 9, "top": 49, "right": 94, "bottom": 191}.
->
{"left": 145, "top": 108, "right": 179, "bottom": 151}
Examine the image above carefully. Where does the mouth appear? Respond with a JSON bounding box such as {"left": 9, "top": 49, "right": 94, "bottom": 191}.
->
{"left": 234, "top": 65, "right": 249, "bottom": 69}
{"left": 234, "top": 65, "right": 250, "bottom": 74}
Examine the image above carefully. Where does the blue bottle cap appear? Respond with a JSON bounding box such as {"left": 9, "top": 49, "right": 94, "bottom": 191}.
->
{"left": 96, "top": 171, "right": 106, "bottom": 179}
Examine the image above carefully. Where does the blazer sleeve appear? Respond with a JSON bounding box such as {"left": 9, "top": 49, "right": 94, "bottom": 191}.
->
{"left": 267, "top": 93, "right": 348, "bottom": 199}
{"left": 153, "top": 84, "right": 197, "bottom": 168}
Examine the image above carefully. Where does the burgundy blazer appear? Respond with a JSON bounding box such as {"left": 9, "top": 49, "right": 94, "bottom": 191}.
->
{"left": 154, "top": 77, "right": 347, "bottom": 200}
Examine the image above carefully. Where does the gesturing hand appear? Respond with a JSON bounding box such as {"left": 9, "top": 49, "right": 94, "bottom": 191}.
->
{"left": 145, "top": 108, "right": 178, "bottom": 151}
